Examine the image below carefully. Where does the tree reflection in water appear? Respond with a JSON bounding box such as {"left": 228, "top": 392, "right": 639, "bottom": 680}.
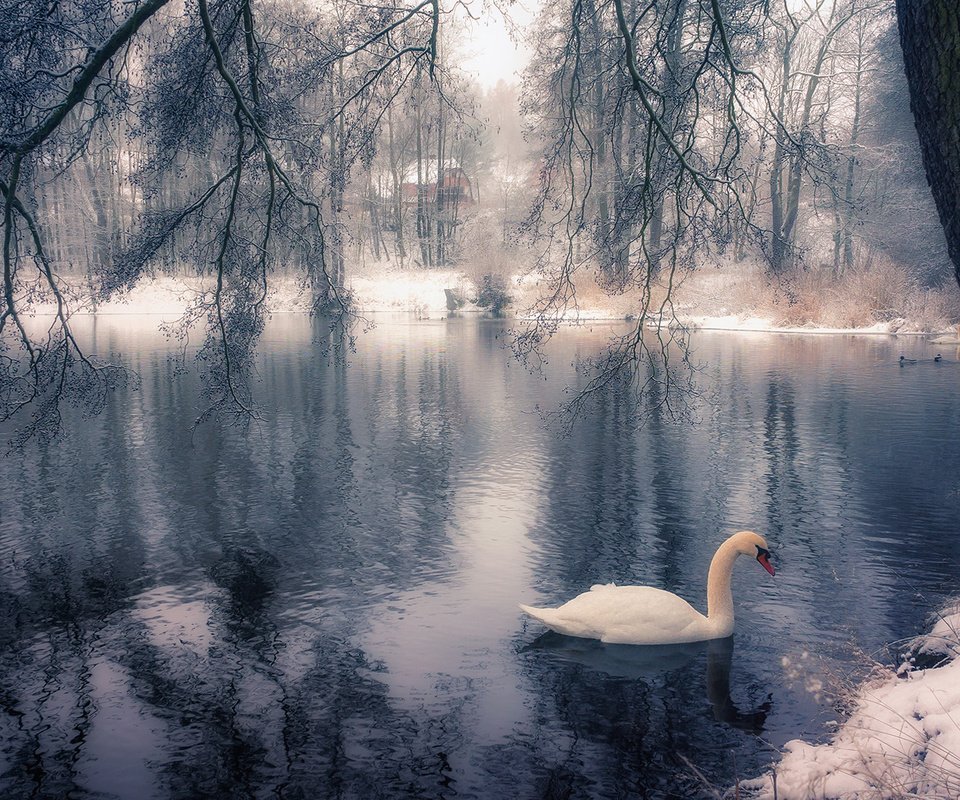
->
{"left": 0, "top": 323, "right": 471, "bottom": 798}
{"left": 2, "top": 321, "right": 960, "bottom": 798}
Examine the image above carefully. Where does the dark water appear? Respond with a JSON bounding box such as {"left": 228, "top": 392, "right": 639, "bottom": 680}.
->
{"left": 1, "top": 316, "right": 959, "bottom": 799}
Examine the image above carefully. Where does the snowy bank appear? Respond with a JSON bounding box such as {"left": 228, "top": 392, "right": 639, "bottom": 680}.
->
{"left": 676, "top": 315, "right": 929, "bottom": 336}
{"left": 22, "top": 268, "right": 958, "bottom": 337}
{"left": 742, "top": 603, "right": 960, "bottom": 799}
{"left": 26, "top": 271, "right": 486, "bottom": 319}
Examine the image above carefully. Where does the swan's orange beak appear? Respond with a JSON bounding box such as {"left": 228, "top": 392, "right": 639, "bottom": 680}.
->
{"left": 757, "top": 552, "right": 775, "bottom": 576}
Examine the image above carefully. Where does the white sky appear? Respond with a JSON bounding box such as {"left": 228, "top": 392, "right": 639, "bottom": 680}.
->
{"left": 455, "top": 2, "right": 536, "bottom": 89}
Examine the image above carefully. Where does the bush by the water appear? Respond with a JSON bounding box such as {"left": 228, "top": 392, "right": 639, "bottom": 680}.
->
{"left": 475, "top": 274, "right": 511, "bottom": 315}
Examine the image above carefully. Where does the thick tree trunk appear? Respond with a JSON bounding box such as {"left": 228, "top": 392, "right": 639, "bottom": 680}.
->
{"left": 896, "top": 0, "right": 960, "bottom": 287}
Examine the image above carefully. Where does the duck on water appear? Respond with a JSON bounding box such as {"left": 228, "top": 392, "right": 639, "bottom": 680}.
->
{"left": 901, "top": 353, "right": 950, "bottom": 364}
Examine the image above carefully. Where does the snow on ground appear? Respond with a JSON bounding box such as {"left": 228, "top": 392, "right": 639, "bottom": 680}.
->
{"left": 678, "top": 315, "right": 924, "bottom": 336}
{"left": 346, "top": 267, "right": 480, "bottom": 316}
{"left": 30, "top": 275, "right": 212, "bottom": 318}
{"left": 28, "top": 270, "right": 484, "bottom": 319}
{"left": 22, "top": 267, "right": 958, "bottom": 337}
{"left": 742, "top": 602, "right": 960, "bottom": 800}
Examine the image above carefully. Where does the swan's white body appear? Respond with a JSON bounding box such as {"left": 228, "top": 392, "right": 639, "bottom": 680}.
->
{"left": 519, "top": 531, "right": 774, "bottom": 645}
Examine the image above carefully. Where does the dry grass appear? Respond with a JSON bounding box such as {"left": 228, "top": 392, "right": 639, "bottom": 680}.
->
{"left": 674, "top": 257, "right": 960, "bottom": 332}
{"left": 454, "top": 243, "right": 960, "bottom": 331}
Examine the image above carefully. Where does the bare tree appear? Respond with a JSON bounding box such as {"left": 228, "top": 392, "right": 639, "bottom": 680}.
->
{"left": 517, "top": 0, "right": 767, "bottom": 419}
{"left": 763, "top": 0, "right": 863, "bottom": 273}
{"left": 1, "top": 0, "right": 171, "bottom": 442}
{"left": 1, "top": 0, "right": 448, "bottom": 438}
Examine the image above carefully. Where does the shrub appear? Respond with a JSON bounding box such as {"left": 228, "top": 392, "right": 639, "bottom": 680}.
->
{"left": 474, "top": 273, "right": 511, "bottom": 315}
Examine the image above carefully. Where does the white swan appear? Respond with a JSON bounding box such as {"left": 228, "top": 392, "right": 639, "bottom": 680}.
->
{"left": 519, "top": 531, "right": 775, "bottom": 645}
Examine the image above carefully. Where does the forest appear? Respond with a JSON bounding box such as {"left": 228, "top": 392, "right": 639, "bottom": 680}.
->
{"left": 1, "top": 0, "right": 959, "bottom": 431}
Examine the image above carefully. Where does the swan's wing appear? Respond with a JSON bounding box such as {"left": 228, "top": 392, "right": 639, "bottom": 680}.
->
{"left": 553, "top": 586, "right": 710, "bottom": 644}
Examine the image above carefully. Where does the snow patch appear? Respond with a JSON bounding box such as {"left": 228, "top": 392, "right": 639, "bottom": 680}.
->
{"left": 743, "top": 602, "right": 960, "bottom": 799}
{"left": 346, "top": 267, "right": 481, "bottom": 317}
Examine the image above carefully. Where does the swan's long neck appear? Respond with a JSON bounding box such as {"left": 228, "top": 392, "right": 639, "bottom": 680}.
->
{"left": 705, "top": 538, "right": 740, "bottom": 633}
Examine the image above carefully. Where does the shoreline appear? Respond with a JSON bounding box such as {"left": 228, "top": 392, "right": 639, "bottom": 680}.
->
{"left": 15, "top": 272, "right": 959, "bottom": 340}
{"left": 19, "top": 307, "right": 955, "bottom": 340}
{"left": 743, "top": 601, "right": 960, "bottom": 799}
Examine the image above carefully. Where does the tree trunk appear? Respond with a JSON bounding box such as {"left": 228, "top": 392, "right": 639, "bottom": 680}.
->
{"left": 648, "top": 0, "right": 686, "bottom": 259}
{"left": 896, "top": 0, "right": 960, "bottom": 287}
{"left": 81, "top": 151, "right": 112, "bottom": 279}
{"left": 769, "top": 34, "right": 793, "bottom": 273}
{"left": 435, "top": 100, "right": 445, "bottom": 266}
{"left": 834, "top": 20, "right": 869, "bottom": 273}
{"left": 386, "top": 106, "right": 406, "bottom": 262}
{"left": 415, "top": 93, "right": 432, "bottom": 267}
{"left": 781, "top": 21, "right": 840, "bottom": 264}
{"left": 367, "top": 175, "right": 384, "bottom": 262}
{"left": 841, "top": 29, "right": 865, "bottom": 273}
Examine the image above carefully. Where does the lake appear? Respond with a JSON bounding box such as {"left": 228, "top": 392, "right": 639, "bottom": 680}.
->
{"left": 1, "top": 315, "right": 958, "bottom": 799}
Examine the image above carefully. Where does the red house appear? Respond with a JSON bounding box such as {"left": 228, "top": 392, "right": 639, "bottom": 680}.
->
{"left": 400, "top": 160, "right": 475, "bottom": 207}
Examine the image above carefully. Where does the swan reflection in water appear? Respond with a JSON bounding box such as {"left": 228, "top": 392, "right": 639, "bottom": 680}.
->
{"left": 524, "top": 633, "right": 771, "bottom": 733}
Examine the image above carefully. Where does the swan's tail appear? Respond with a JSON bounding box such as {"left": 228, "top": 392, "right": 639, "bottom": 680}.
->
{"left": 520, "top": 602, "right": 598, "bottom": 639}
{"left": 519, "top": 603, "right": 562, "bottom": 628}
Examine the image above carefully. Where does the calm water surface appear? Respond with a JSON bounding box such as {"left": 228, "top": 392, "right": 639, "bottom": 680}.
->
{"left": 1, "top": 316, "right": 959, "bottom": 799}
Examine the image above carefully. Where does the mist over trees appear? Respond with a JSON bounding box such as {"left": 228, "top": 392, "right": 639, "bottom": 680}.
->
{"left": 1, "top": 0, "right": 957, "bottom": 436}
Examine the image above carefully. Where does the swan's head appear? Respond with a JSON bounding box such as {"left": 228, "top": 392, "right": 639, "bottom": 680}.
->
{"left": 732, "top": 531, "right": 775, "bottom": 576}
